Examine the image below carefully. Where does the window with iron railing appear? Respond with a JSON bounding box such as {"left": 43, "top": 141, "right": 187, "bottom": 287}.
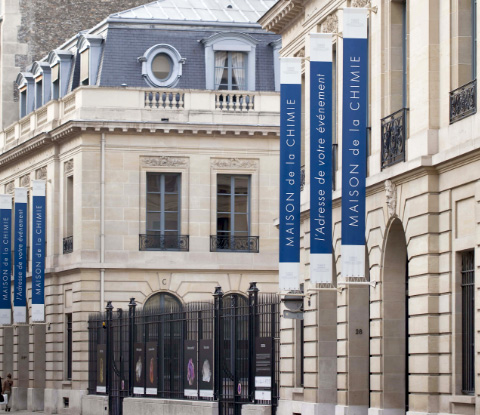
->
{"left": 212, "top": 174, "right": 258, "bottom": 253}
{"left": 142, "top": 172, "right": 188, "bottom": 251}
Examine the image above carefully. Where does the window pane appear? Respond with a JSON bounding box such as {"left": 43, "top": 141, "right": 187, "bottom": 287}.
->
{"left": 234, "top": 214, "right": 248, "bottom": 232}
{"left": 234, "top": 195, "right": 248, "bottom": 213}
{"left": 217, "top": 175, "right": 231, "bottom": 194}
{"left": 217, "top": 213, "right": 231, "bottom": 231}
{"left": 152, "top": 53, "right": 172, "bottom": 80}
{"left": 147, "top": 174, "right": 160, "bottom": 193}
{"left": 164, "top": 174, "right": 179, "bottom": 193}
{"left": 164, "top": 212, "right": 178, "bottom": 232}
{"left": 235, "top": 177, "right": 249, "bottom": 195}
{"left": 147, "top": 213, "right": 161, "bottom": 231}
{"left": 164, "top": 193, "right": 179, "bottom": 212}
{"left": 147, "top": 193, "right": 161, "bottom": 212}
{"left": 217, "top": 195, "right": 231, "bottom": 213}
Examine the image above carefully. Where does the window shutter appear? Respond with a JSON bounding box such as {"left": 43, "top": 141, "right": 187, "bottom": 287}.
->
{"left": 51, "top": 64, "right": 59, "bottom": 82}
{"left": 80, "top": 49, "right": 89, "bottom": 83}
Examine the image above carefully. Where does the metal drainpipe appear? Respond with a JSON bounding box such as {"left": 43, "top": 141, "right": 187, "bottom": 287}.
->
{"left": 100, "top": 133, "right": 106, "bottom": 309}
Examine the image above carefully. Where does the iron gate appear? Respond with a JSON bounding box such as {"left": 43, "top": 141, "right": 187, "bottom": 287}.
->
{"left": 88, "top": 283, "right": 279, "bottom": 415}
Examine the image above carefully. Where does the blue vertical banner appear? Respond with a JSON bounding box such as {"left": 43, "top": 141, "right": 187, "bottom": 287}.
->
{"left": 341, "top": 8, "right": 368, "bottom": 279}
{"left": 14, "top": 188, "right": 27, "bottom": 323}
{"left": 279, "top": 58, "right": 302, "bottom": 291}
{"left": 310, "top": 33, "right": 333, "bottom": 284}
{"left": 32, "top": 180, "right": 46, "bottom": 322}
{"left": 0, "top": 195, "right": 12, "bottom": 325}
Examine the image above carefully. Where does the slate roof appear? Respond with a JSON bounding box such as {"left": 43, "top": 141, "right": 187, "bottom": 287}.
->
{"left": 109, "top": 0, "right": 277, "bottom": 24}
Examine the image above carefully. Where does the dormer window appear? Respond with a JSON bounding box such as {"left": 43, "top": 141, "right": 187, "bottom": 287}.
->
{"left": 48, "top": 49, "right": 74, "bottom": 99}
{"left": 202, "top": 32, "right": 258, "bottom": 91}
{"left": 35, "top": 76, "right": 43, "bottom": 108}
{"left": 31, "top": 61, "right": 52, "bottom": 109}
{"left": 51, "top": 64, "right": 60, "bottom": 99}
{"left": 77, "top": 35, "right": 103, "bottom": 87}
{"left": 16, "top": 72, "right": 35, "bottom": 118}
{"left": 139, "top": 44, "right": 185, "bottom": 88}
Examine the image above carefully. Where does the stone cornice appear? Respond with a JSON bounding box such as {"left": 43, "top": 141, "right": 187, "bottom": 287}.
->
{"left": 0, "top": 120, "right": 279, "bottom": 169}
{"left": 259, "top": 0, "right": 305, "bottom": 34}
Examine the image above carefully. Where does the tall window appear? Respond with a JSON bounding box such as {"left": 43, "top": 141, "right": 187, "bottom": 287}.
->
{"left": 217, "top": 175, "right": 250, "bottom": 239}
{"left": 147, "top": 173, "right": 180, "bottom": 235}
{"left": 51, "top": 64, "right": 60, "bottom": 100}
{"left": 63, "top": 174, "right": 74, "bottom": 254}
{"left": 461, "top": 250, "right": 475, "bottom": 394}
{"left": 214, "top": 52, "right": 247, "bottom": 90}
{"left": 66, "top": 313, "right": 73, "bottom": 380}
{"left": 35, "top": 79, "right": 43, "bottom": 109}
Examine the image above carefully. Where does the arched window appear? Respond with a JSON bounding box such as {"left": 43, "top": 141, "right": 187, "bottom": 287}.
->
{"left": 144, "top": 292, "right": 182, "bottom": 311}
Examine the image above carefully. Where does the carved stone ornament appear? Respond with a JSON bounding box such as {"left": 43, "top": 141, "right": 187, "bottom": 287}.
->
{"left": 141, "top": 156, "right": 188, "bottom": 167}
{"left": 211, "top": 158, "right": 258, "bottom": 169}
{"left": 35, "top": 167, "right": 47, "bottom": 180}
{"left": 65, "top": 159, "right": 74, "bottom": 174}
{"left": 5, "top": 181, "right": 14, "bottom": 194}
{"left": 295, "top": 48, "right": 305, "bottom": 58}
{"left": 322, "top": 14, "right": 338, "bottom": 33}
{"left": 385, "top": 179, "right": 397, "bottom": 218}
{"left": 20, "top": 174, "right": 30, "bottom": 188}
{"left": 352, "top": 0, "right": 369, "bottom": 7}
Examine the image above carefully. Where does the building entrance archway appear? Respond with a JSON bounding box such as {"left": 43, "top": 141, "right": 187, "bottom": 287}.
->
{"left": 382, "top": 218, "right": 408, "bottom": 414}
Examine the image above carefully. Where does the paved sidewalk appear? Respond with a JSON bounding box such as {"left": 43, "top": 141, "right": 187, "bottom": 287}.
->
{"left": 0, "top": 411, "right": 45, "bottom": 414}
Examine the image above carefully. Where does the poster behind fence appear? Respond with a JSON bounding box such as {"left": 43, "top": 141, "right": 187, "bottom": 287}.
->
{"left": 0, "top": 195, "right": 12, "bottom": 325}
{"left": 184, "top": 340, "right": 198, "bottom": 397}
{"left": 32, "top": 180, "right": 46, "bottom": 322}
{"left": 341, "top": 8, "right": 368, "bottom": 279}
{"left": 96, "top": 344, "right": 107, "bottom": 393}
{"left": 145, "top": 342, "right": 157, "bottom": 395}
{"left": 133, "top": 343, "right": 145, "bottom": 395}
{"left": 255, "top": 337, "right": 272, "bottom": 388}
{"left": 199, "top": 339, "right": 213, "bottom": 398}
{"left": 13, "top": 188, "right": 27, "bottom": 323}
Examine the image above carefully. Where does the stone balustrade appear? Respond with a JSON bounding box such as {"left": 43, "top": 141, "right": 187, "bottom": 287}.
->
{"left": 0, "top": 86, "right": 280, "bottom": 152}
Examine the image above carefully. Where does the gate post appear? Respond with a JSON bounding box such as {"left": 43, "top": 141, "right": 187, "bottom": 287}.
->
{"left": 128, "top": 298, "right": 136, "bottom": 396}
{"left": 106, "top": 301, "right": 114, "bottom": 395}
{"left": 247, "top": 282, "right": 259, "bottom": 402}
{"left": 213, "top": 286, "right": 224, "bottom": 403}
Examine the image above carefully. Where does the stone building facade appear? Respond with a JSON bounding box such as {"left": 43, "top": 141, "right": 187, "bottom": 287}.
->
{"left": 0, "top": 1, "right": 281, "bottom": 413}
{"left": 260, "top": 1, "right": 480, "bottom": 415}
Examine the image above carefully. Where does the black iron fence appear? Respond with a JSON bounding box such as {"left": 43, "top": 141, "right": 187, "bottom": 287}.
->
{"left": 450, "top": 79, "right": 477, "bottom": 124}
{"left": 88, "top": 283, "right": 279, "bottom": 415}
{"left": 381, "top": 108, "right": 407, "bottom": 169}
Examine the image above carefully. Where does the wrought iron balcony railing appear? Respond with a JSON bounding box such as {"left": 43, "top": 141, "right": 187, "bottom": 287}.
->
{"left": 381, "top": 108, "right": 407, "bottom": 170}
{"left": 139, "top": 234, "right": 189, "bottom": 251}
{"left": 63, "top": 236, "right": 73, "bottom": 254}
{"left": 210, "top": 235, "right": 259, "bottom": 253}
{"left": 450, "top": 79, "right": 477, "bottom": 124}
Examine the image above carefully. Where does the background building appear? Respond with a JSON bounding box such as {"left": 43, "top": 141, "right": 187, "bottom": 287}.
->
{"left": 0, "top": 1, "right": 281, "bottom": 413}
{"left": 1, "top": 0, "right": 165, "bottom": 129}
{"left": 260, "top": 0, "right": 480, "bottom": 415}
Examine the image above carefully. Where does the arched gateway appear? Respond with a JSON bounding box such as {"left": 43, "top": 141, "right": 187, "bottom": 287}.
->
{"left": 381, "top": 218, "right": 408, "bottom": 414}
